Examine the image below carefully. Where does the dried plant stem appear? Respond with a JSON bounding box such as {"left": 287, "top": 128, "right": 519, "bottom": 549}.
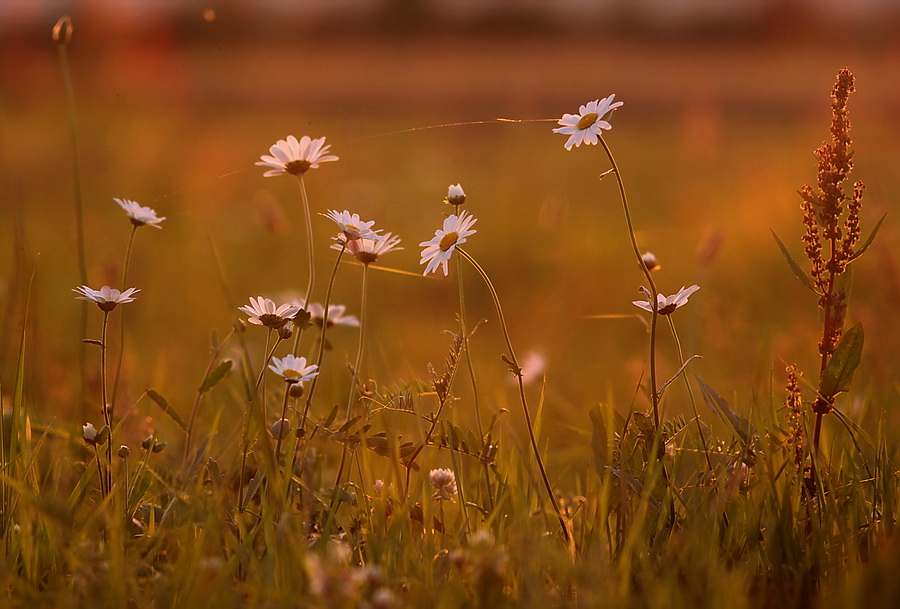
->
{"left": 596, "top": 135, "right": 662, "bottom": 431}
{"left": 346, "top": 264, "right": 369, "bottom": 418}
{"left": 292, "top": 175, "right": 316, "bottom": 355}
{"left": 457, "top": 247, "right": 570, "bottom": 544}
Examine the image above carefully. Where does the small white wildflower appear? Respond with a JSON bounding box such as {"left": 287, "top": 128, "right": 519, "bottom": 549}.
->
{"left": 269, "top": 354, "right": 319, "bottom": 384}
{"left": 632, "top": 285, "right": 700, "bottom": 316}
{"left": 429, "top": 467, "right": 457, "bottom": 501}
{"left": 324, "top": 210, "right": 383, "bottom": 242}
{"left": 238, "top": 296, "right": 300, "bottom": 329}
{"left": 446, "top": 183, "right": 466, "bottom": 206}
{"left": 419, "top": 211, "right": 478, "bottom": 276}
{"left": 553, "top": 94, "right": 623, "bottom": 150}
{"left": 256, "top": 135, "right": 338, "bottom": 177}
{"left": 306, "top": 303, "right": 359, "bottom": 328}
{"left": 73, "top": 285, "right": 140, "bottom": 312}
{"left": 333, "top": 232, "right": 402, "bottom": 265}
{"left": 114, "top": 197, "right": 165, "bottom": 228}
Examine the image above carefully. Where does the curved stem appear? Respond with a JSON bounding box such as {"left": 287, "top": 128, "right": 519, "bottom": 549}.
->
{"left": 665, "top": 316, "right": 713, "bottom": 471}
{"left": 346, "top": 264, "right": 369, "bottom": 418}
{"left": 293, "top": 175, "right": 316, "bottom": 355}
{"left": 457, "top": 247, "right": 570, "bottom": 544}
{"left": 597, "top": 134, "right": 662, "bottom": 431}
{"left": 111, "top": 225, "right": 138, "bottom": 417}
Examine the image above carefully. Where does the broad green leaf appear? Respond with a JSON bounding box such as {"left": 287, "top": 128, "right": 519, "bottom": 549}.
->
{"left": 848, "top": 213, "right": 886, "bottom": 263}
{"left": 695, "top": 376, "right": 755, "bottom": 444}
{"left": 771, "top": 230, "right": 819, "bottom": 294}
{"left": 199, "top": 359, "right": 232, "bottom": 394}
{"left": 820, "top": 322, "right": 864, "bottom": 398}
{"left": 147, "top": 389, "right": 188, "bottom": 432}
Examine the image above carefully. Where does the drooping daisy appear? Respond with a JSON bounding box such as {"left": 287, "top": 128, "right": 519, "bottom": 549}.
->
{"left": 256, "top": 135, "right": 338, "bottom": 177}
{"left": 114, "top": 198, "right": 166, "bottom": 228}
{"left": 419, "top": 211, "right": 478, "bottom": 276}
{"left": 324, "top": 210, "right": 383, "bottom": 241}
{"left": 73, "top": 285, "right": 140, "bottom": 311}
{"left": 632, "top": 285, "right": 700, "bottom": 316}
{"left": 306, "top": 302, "right": 360, "bottom": 328}
{"left": 429, "top": 467, "right": 458, "bottom": 502}
{"left": 332, "top": 232, "right": 402, "bottom": 265}
{"left": 445, "top": 183, "right": 466, "bottom": 206}
{"left": 238, "top": 296, "right": 301, "bottom": 329}
{"left": 269, "top": 354, "right": 319, "bottom": 384}
{"left": 553, "top": 94, "right": 624, "bottom": 150}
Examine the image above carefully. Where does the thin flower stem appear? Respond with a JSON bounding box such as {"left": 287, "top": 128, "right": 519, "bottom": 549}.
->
{"left": 597, "top": 135, "right": 662, "bottom": 431}
{"left": 346, "top": 264, "right": 369, "bottom": 418}
{"left": 457, "top": 247, "right": 570, "bottom": 544}
{"left": 57, "top": 30, "right": 90, "bottom": 422}
{"left": 274, "top": 383, "right": 292, "bottom": 464}
{"left": 453, "top": 204, "right": 484, "bottom": 437}
{"left": 99, "top": 310, "right": 113, "bottom": 494}
{"left": 185, "top": 327, "right": 236, "bottom": 460}
{"left": 111, "top": 225, "right": 138, "bottom": 418}
{"left": 293, "top": 175, "right": 316, "bottom": 356}
{"left": 301, "top": 244, "right": 346, "bottom": 430}
{"left": 93, "top": 445, "right": 107, "bottom": 499}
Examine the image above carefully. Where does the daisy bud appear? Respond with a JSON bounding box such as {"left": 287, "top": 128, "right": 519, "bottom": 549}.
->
{"left": 118, "top": 445, "right": 131, "bottom": 459}
{"left": 233, "top": 319, "right": 247, "bottom": 333}
{"left": 277, "top": 324, "right": 294, "bottom": 341}
{"left": 270, "top": 418, "right": 291, "bottom": 440}
{"left": 641, "top": 252, "right": 660, "bottom": 271}
{"left": 142, "top": 435, "right": 155, "bottom": 451}
{"left": 83, "top": 423, "right": 99, "bottom": 445}
{"left": 289, "top": 383, "right": 305, "bottom": 399}
{"left": 52, "top": 16, "right": 73, "bottom": 44}
{"left": 151, "top": 441, "right": 168, "bottom": 454}
{"left": 446, "top": 183, "right": 466, "bottom": 206}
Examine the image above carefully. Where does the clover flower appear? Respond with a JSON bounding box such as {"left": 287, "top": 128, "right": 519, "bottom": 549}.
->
{"left": 324, "top": 210, "right": 383, "bottom": 242}
{"left": 553, "top": 94, "right": 623, "bottom": 150}
{"left": 239, "top": 296, "right": 300, "bottom": 329}
{"left": 73, "top": 285, "right": 140, "bottom": 312}
{"left": 429, "top": 467, "right": 458, "bottom": 501}
{"left": 632, "top": 285, "right": 700, "bottom": 316}
{"left": 333, "top": 232, "right": 402, "bottom": 265}
{"left": 269, "top": 354, "right": 319, "bottom": 384}
{"left": 114, "top": 197, "right": 166, "bottom": 228}
{"left": 445, "top": 183, "right": 466, "bottom": 206}
{"left": 419, "top": 211, "right": 478, "bottom": 276}
{"left": 306, "top": 303, "right": 360, "bottom": 328}
{"left": 256, "top": 135, "right": 338, "bottom": 177}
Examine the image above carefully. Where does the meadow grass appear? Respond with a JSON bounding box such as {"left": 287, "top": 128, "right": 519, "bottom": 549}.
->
{"left": 1, "top": 26, "right": 899, "bottom": 608}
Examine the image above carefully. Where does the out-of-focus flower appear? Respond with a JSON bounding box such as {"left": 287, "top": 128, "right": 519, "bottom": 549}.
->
{"left": 270, "top": 418, "right": 292, "bottom": 440}
{"left": 306, "top": 303, "right": 359, "bottom": 328}
{"left": 325, "top": 210, "right": 383, "bottom": 242}
{"left": 632, "top": 285, "right": 700, "bottom": 316}
{"left": 518, "top": 351, "right": 547, "bottom": 386}
{"left": 269, "top": 354, "right": 319, "bottom": 384}
{"left": 553, "top": 95, "right": 623, "bottom": 150}
{"left": 419, "top": 211, "right": 478, "bottom": 276}
{"left": 641, "top": 251, "right": 660, "bottom": 271}
{"left": 429, "top": 467, "right": 458, "bottom": 501}
{"left": 333, "top": 232, "right": 402, "bottom": 265}
{"left": 73, "top": 285, "right": 140, "bottom": 312}
{"left": 256, "top": 135, "right": 338, "bottom": 177}
{"left": 446, "top": 183, "right": 466, "bottom": 206}
{"left": 114, "top": 197, "right": 166, "bottom": 228}
{"left": 239, "top": 296, "right": 300, "bottom": 329}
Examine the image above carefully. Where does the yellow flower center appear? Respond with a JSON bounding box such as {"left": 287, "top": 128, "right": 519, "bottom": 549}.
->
{"left": 285, "top": 160, "right": 311, "bottom": 175}
{"left": 577, "top": 112, "right": 599, "bottom": 130}
{"left": 283, "top": 368, "right": 301, "bottom": 378}
{"left": 439, "top": 232, "right": 459, "bottom": 252}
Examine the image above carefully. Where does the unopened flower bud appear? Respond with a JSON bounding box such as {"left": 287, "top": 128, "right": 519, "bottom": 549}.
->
{"left": 277, "top": 324, "right": 293, "bottom": 341}
{"left": 117, "top": 445, "right": 131, "bottom": 459}
{"left": 142, "top": 435, "right": 155, "bottom": 451}
{"left": 233, "top": 319, "right": 247, "bottom": 334}
{"left": 83, "top": 423, "right": 98, "bottom": 445}
{"left": 52, "top": 16, "right": 73, "bottom": 44}
{"left": 641, "top": 251, "right": 660, "bottom": 271}
{"left": 151, "top": 441, "right": 168, "bottom": 454}
{"left": 289, "top": 383, "right": 305, "bottom": 399}
{"left": 445, "top": 183, "right": 466, "bottom": 206}
{"left": 270, "top": 418, "right": 291, "bottom": 440}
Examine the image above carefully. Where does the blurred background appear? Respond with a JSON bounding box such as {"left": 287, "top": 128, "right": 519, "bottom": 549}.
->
{"left": 1, "top": 0, "right": 899, "bottom": 457}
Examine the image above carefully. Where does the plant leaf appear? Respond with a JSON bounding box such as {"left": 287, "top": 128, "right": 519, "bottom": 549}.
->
{"left": 147, "top": 389, "right": 188, "bottom": 432}
{"left": 771, "top": 229, "right": 819, "bottom": 294}
{"left": 848, "top": 213, "right": 886, "bottom": 263}
{"left": 819, "top": 322, "right": 864, "bottom": 399}
{"left": 199, "top": 359, "right": 232, "bottom": 394}
{"left": 657, "top": 355, "right": 702, "bottom": 398}
{"left": 695, "top": 376, "right": 755, "bottom": 444}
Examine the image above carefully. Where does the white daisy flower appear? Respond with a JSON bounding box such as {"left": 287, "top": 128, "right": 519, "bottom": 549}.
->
{"left": 324, "top": 210, "right": 383, "bottom": 241}
{"left": 332, "top": 232, "right": 402, "bottom": 265}
{"left": 73, "top": 285, "right": 140, "bottom": 312}
{"left": 419, "top": 211, "right": 478, "bottom": 276}
{"left": 256, "top": 135, "right": 338, "bottom": 177}
{"left": 553, "top": 94, "right": 624, "bottom": 150}
{"left": 429, "top": 467, "right": 457, "bottom": 502}
{"left": 446, "top": 183, "right": 466, "bottom": 206}
{"left": 238, "top": 296, "right": 301, "bottom": 329}
{"left": 632, "top": 285, "right": 700, "bottom": 316}
{"left": 269, "top": 354, "right": 319, "bottom": 384}
{"left": 306, "top": 303, "right": 360, "bottom": 328}
{"left": 114, "top": 198, "right": 166, "bottom": 228}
